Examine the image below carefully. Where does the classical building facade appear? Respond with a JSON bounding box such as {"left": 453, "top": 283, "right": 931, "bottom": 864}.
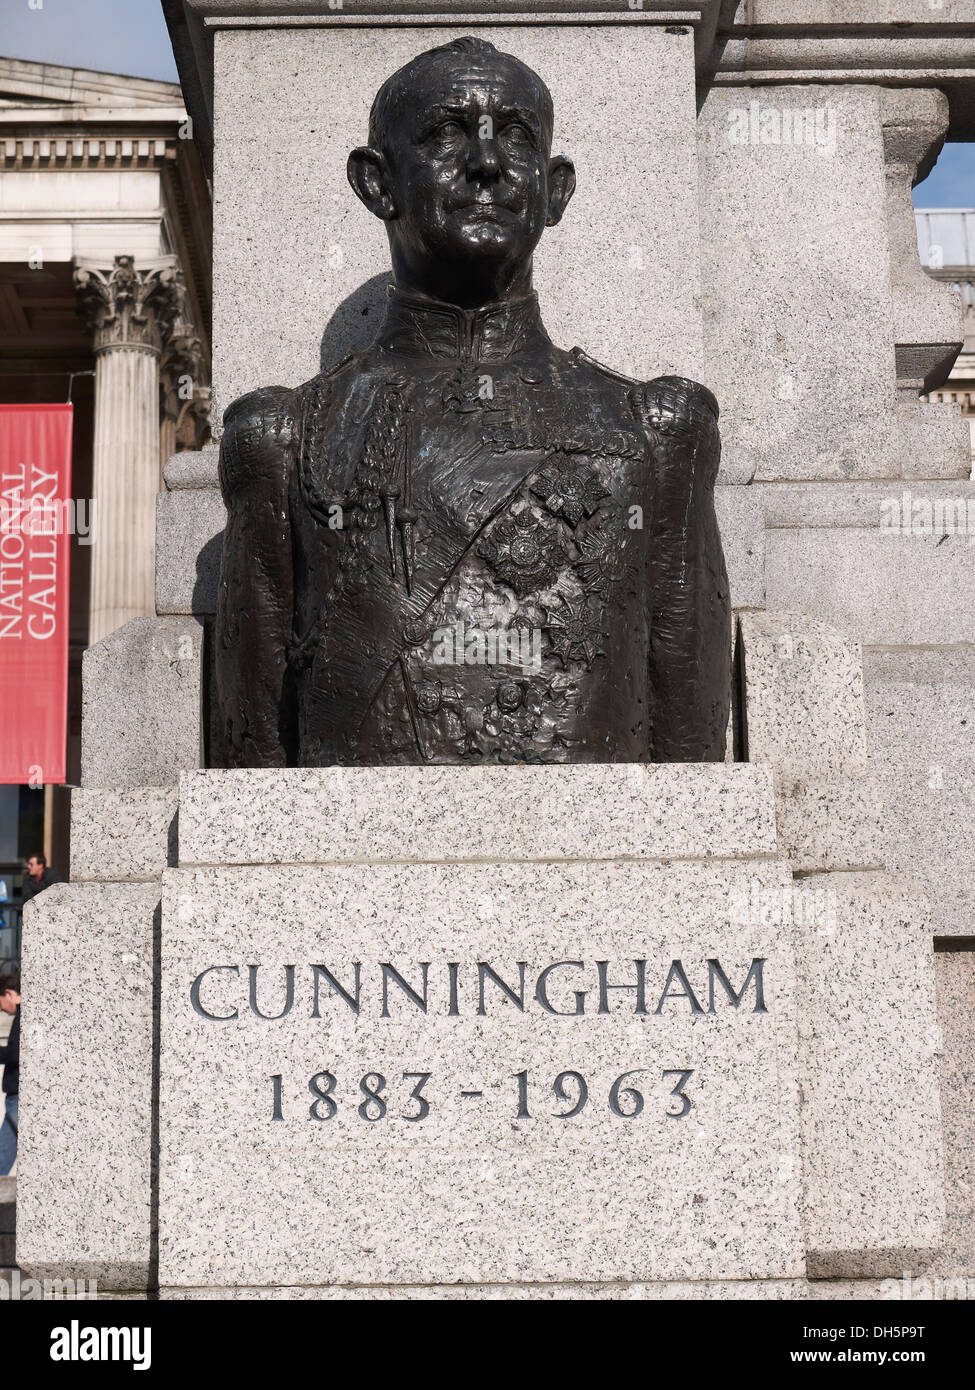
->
{"left": 0, "top": 56, "right": 211, "bottom": 889}
{"left": 916, "top": 208, "right": 975, "bottom": 468}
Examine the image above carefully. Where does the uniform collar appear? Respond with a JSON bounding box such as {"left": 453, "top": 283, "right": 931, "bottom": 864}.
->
{"left": 374, "top": 286, "right": 550, "bottom": 363}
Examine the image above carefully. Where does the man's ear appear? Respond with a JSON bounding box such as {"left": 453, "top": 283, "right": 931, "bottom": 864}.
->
{"left": 545, "top": 155, "right": 576, "bottom": 226}
{"left": 347, "top": 146, "right": 397, "bottom": 221}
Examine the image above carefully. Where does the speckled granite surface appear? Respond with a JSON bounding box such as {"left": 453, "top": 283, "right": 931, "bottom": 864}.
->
{"left": 81, "top": 618, "right": 204, "bottom": 791}
{"left": 15, "top": 883, "right": 160, "bottom": 1288}
{"left": 177, "top": 764, "right": 779, "bottom": 868}
{"left": 70, "top": 787, "right": 178, "bottom": 881}
{"left": 795, "top": 874, "right": 944, "bottom": 1278}
{"left": 158, "top": 858, "right": 803, "bottom": 1288}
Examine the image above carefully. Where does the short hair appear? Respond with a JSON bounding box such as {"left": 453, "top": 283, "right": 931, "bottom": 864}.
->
{"left": 367, "top": 37, "right": 554, "bottom": 154}
{"left": 0, "top": 975, "right": 20, "bottom": 996}
{"left": 28, "top": 852, "right": 46, "bottom": 867}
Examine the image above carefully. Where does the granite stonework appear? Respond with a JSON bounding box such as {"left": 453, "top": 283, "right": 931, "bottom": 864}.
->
{"left": 715, "top": 485, "right": 766, "bottom": 612}
{"left": 739, "top": 612, "right": 867, "bottom": 779}
{"left": 16, "top": 883, "right": 160, "bottom": 1289}
{"left": 738, "top": 612, "right": 884, "bottom": 872}
{"left": 758, "top": 478, "right": 975, "bottom": 530}
{"left": 765, "top": 530, "right": 975, "bottom": 648}
{"left": 27, "top": 0, "right": 972, "bottom": 1301}
{"left": 154, "top": 489, "right": 224, "bottom": 617}
{"left": 81, "top": 617, "right": 205, "bottom": 790}
{"left": 793, "top": 874, "right": 944, "bottom": 1278}
{"left": 211, "top": 23, "right": 704, "bottom": 423}
{"left": 698, "top": 84, "right": 967, "bottom": 485}
{"left": 159, "top": 856, "right": 804, "bottom": 1288}
{"left": 70, "top": 787, "right": 178, "bottom": 882}
{"left": 177, "top": 764, "right": 778, "bottom": 868}
{"left": 929, "top": 949, "right": 975, "bottom": 1281}
{"left": 863, "top": 649, "right": 975, "bottom": 939}
{"left": 159, "top": 1280, "right": 812, "bottom": 1301}
{"left": 162, "top": 445, "right": 219, "bottom": 491}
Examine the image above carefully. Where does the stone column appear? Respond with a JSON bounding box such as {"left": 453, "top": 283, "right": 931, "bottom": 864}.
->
{"left": 74, "top": 254, "right": 183, "bottom": 645}
{"left": 160, "top": 324, "right": 210, "bottom": 472}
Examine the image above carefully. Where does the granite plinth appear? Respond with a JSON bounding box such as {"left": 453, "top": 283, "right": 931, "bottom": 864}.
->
{"left": 15, "top": 883, "right": 160, "bottom": 1288}
{"left": 739, "top": 612, "right": 883, "bottom": 871}
{"left": 155, "top": 490, "right": 225, "bottom": 617}
{"left": 159, "top": 856, "right": 803, "bottom": 1288}
{"left": 177, "top": 763, "right": 779, "bottom": 867}
{"left": 765, "top": 530, "right": 975, "bottom": 647}
{"left": 864, "top": 649, "right": 975, "bottom": 938}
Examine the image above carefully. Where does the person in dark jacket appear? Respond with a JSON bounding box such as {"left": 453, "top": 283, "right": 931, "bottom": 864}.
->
{"left": 0, "top": 973, "right": 19, "bottom": 1175}
{"left": 22, "top": 854, "right": 58, "bottom": 902}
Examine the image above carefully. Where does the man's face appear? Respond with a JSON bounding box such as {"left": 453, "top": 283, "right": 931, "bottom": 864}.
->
{"left": 356, "top": 53, "right": 573, "bottom": 295}
{"left": 27, "top": 857, "right": 41, "bottom": 878}
{"left": 0, "top": 990, "right": 17, "bottom": 1015}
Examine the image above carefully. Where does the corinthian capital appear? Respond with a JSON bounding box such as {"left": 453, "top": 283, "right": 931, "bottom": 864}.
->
{"left": 74, "top": 254, "right": 183, "bottom": 355}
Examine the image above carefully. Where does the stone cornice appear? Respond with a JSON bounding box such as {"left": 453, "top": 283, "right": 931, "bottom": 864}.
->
{"left": 0, "top": 134, "right": 181, "bottom": 171}
{"left": 711, "top": 18, "right": 975, "bottom": 136}
{"left": 0, "top": 55, "right": 183, "bottom": 108}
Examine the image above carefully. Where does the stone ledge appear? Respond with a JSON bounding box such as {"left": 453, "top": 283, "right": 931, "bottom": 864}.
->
{"left": 163, "top": 446, "right": 219, "bottom": 491}
{"left": 758, "top": 479, "right": 975, "bottom": 530}
{"left": 81, "top": 617, "right": 205, "bottom": 790}
{"left": 157, "top": 1279, "right": 811, "bottom": 1300}
{"left": 765, "top": 530, "right": 975, "bottom": 646}
{"left": 70, "top": 787, "right": 178, "bottom": 882}
{"left": 177, "top": 763, "right": 779, "bottom": 867}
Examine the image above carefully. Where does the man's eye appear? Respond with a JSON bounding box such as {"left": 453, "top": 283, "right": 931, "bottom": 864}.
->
{"left": 432, "top": 121, "right": 463, "bottom": 140}
{"left": 501, "top": 124, "right": 531, "bottom": 145}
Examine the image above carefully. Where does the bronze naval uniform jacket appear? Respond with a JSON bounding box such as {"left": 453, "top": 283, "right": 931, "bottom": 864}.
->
{"left": 215, "top": 288, "right": 730, "bottom": 767}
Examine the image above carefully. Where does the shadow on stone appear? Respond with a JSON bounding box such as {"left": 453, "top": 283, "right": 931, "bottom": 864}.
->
{"left": 319, "top": 272, "right": 391, "bottom": 372}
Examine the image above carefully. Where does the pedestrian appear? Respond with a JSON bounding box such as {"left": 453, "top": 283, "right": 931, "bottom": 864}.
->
{"left": 0, "top": 974, "right": 20, "bottom": 1176}
{"left": 22, "top": 854, "right": 58, "bottom": 902}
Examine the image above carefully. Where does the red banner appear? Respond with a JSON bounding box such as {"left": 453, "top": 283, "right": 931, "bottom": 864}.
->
{"left": 0, "top": 404, "right": 73, "bottom": 785}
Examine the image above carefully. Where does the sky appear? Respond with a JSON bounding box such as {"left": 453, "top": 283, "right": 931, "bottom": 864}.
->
{"left": 0, "top": 0, "right": 179, "bottom": 84}
{"left": 913, "top": 142, "right": 975, "bottom": 208}
{"left": 0, "top": 0, "right": 973, "bottom": 204}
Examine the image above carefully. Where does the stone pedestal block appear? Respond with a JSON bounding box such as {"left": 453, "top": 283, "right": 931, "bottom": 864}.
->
{"left": 16, "top": 883, "right": 160, "bottom": 1289}
{"left": 765, "top": 530, "right": 975, "bottom": 647}
{"left": 699, "top": 84, "right": 966, "bottom": 484}
{"left": 715, "top": 485, "right": 766, "bottom": 611}
{"left": 864, "top": 649, "right": 975, "bottom": 939}
{"left": 177, "top": 763, "right": 778, "bottom": 868}
{"left": 794, "top": 873, "right": 944, "bottom": 1278}
{"left": 155, "top": 490, "right": 225, "bottom": 617}
{"left": 81, "top": 617, "right": 204, "bottom": 790}
{"left": 70, "top": 787, "right": 178, "bottom": 882}
{"left": 739, "top": 612, "right": 884, "bottom": 871}
{"left": 160, "top": 853, "right": 803, "bottom": 1288}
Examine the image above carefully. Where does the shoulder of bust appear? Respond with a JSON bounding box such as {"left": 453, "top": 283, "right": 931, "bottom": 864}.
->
{"left": 567, "top": 345, "right": 640, "bottom": 389}
{"left": 636, "top": 375, "right": 720, "bottom": 427}
{"left": 222, "top": 384, "right": 298, "bottom": 435}
{"left": 219, "top": 385, "right": 299, "bottom": 497}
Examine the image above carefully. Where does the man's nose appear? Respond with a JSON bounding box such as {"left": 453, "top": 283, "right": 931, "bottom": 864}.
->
{"left": 466, "top": 137, "right": 501, "bottom": 182}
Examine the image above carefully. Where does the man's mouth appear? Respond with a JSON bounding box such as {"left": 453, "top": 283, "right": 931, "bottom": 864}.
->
{"left": 453, "top": 202, "right": 517, "bottom": 221}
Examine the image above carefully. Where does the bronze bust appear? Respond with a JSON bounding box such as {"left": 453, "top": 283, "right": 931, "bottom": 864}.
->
{"left": 215, "top": 37, "right": 730, "bottom": 766}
